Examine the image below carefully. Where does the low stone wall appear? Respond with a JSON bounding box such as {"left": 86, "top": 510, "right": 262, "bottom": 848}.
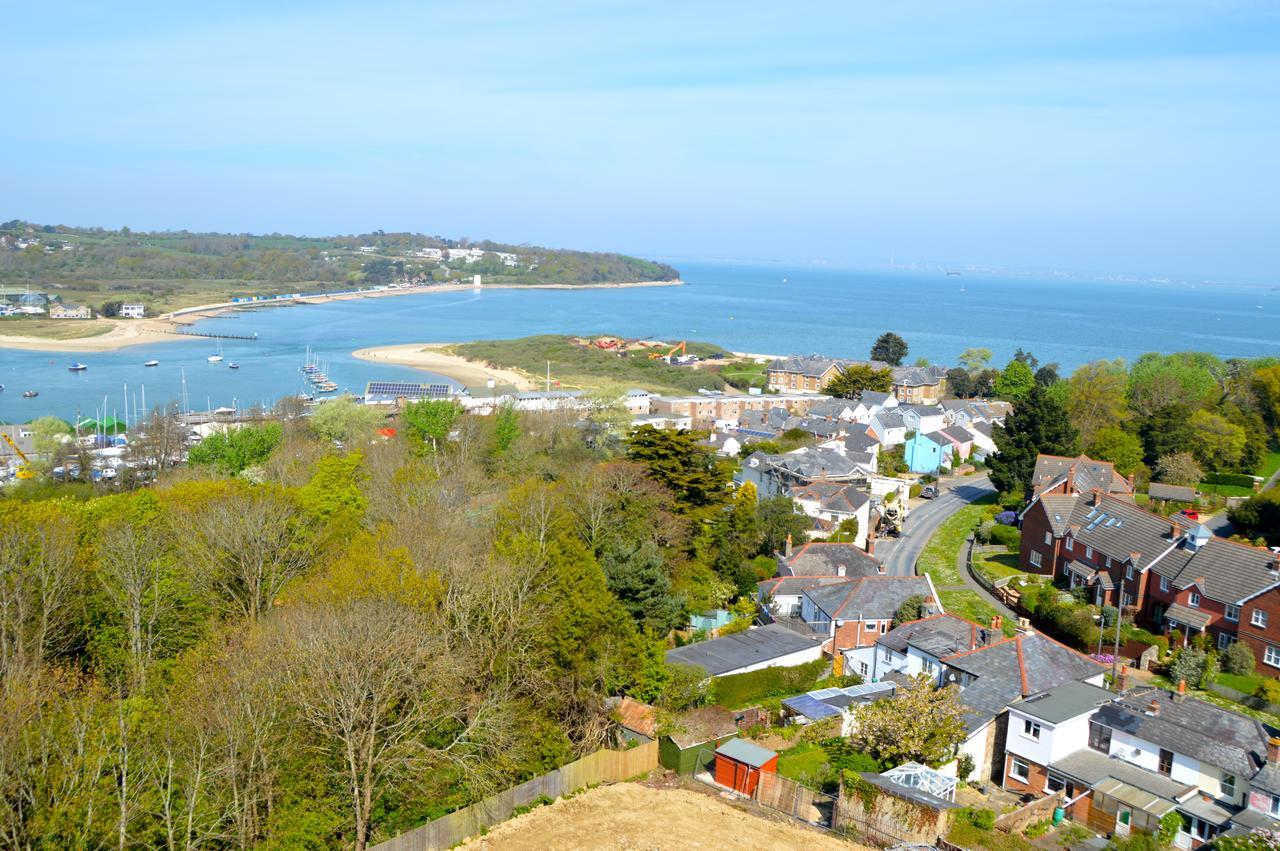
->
{"left": 1208, "top": 682, "right": 1280, "bottom": 715}
{"left": 994, "top": 791, "right": 1063, "bottom": 835}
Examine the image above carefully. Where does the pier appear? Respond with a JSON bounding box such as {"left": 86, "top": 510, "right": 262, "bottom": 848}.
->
{"left": 163, "top": 328, "right": 260, "bottom": 341}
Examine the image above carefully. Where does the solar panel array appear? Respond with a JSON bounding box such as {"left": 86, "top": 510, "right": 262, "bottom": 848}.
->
{"left": 365, "top": 381, "right": 453, "bottom": 399}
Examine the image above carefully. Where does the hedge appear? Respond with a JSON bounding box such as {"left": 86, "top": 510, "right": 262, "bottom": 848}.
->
{"left": 988, "top": 525, "right": 1021, "bottom": 550}
{"left": 710, "top": 659, "right": 828, "bottom": 709}
{"left": 1203, "top": 472, "right": 1257, "bottom": 489}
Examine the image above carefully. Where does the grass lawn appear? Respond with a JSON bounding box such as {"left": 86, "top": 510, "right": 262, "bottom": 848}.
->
{"left": 715, "top": 360, "right": 768, "bottom": 390}
{"left": 1216, "top": 671, "right": 1263, "bottom": 695}
{"left": 916, "top": 494, "right": 1014, "bottom": 634}
{"left": 0, "top": 317, "right": 116, "bottom": 340}
{"left": 1257, "top": 451, "right": 1280, "bottom": 482}
{"left": 776, "top": 741, "right": 830, "bottom": 784}
{"left": 973, "top": 551, "right": 1028, "bottom": 582}
{"left": 1150, "top": 674, "right": 1280, "bottom": 727}
{"left": 1198, "top": 482, "right": 1255, "bottom": 497}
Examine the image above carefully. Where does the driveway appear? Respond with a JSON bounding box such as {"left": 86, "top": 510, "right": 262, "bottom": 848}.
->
{"left": 876, "top": 474, "right": 996, "bottom": 576}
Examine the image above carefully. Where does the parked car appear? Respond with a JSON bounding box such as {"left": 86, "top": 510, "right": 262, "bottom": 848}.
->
{"left": 1179, "top": 509, "right": 1201, "bottom": 521}
{"left": 920, "top": 485, "right": 939, "bottom": 499}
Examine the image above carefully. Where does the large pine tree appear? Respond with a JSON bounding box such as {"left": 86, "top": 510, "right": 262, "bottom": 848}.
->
{"left": 988, "top": 384, "right": 1078, "bottom": 497}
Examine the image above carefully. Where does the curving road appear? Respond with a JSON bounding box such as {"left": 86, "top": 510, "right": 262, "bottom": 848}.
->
{"left": 876, "top": 474, "right": 996, "bottom": 576}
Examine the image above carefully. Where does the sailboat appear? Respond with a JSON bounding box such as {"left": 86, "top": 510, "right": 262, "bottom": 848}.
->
{"left": 208, "top": 340, "right": 223, "bottom": 363}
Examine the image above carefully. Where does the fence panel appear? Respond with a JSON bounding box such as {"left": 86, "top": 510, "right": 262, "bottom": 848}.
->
{"left": 370, "top": 741, "right": 658, "bottom": 851}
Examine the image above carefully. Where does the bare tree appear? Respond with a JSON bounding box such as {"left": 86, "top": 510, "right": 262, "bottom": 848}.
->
{"left": 96, "top": 520, "right": 177, "bottom": 692}
{"left": 128, "top": 405, "right": 187, "bottom": 474}
{"left": 0, "top": 515, "right": 81, "bottom": 687}
{"left": 179, "top": 489, "right": 314, "bottom": 620}
{"left": 278, "top": 599, "right": 493, "bottom": 851}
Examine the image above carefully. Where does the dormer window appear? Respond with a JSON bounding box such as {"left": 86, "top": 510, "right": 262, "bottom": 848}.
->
{"left": 1189, "top": 592, "right": 1201, "bottom": 608}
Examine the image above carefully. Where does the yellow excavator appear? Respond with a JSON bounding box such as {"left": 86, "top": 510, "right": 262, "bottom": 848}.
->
{"left": 648, "top": 340, "right": 687, "bottom": 361}
{"left": 2, "top": 432, "right": 36, "bottom": 479}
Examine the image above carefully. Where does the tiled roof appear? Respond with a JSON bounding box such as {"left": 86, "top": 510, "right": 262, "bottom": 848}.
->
{"left": 1051, "top": 749, "right": 1195, "bottom": 801}
{"left": 1032, "top": 453, "right": 1132, "bottom": 496}
{"left": 612, "top": 697, "right": 657, "bottom": 737}
{"left": 1153, "top": 535, "right": 1280, "bottom": 606}
{"left": 1040, "top": 495, "right": 1079, "bottom": 536}
{"left": 768, "top": 355, "right": 854, "bottom": 378}
{"left": 1093, "top": 687, "right": 1274, "bottom": 780}
{"left": 790, "top": 482, "right": 870, "bottom": 515}
{"left": 892, "top": 366, "right": 945, "bottom": 387}
{"left": 778, "top": 542, "right": 883, "bottom": 577}
{"left": 758, "top": 575, "right": 857, "bottom": 598}
{"left": 942, "top": 426, "right": 974, "bottom": 444}
{"left": 859, "top": 390, "right": 894, "bottom": 408}
{"left": 841, "top": 430, "right": 879, "bottom": 453}
{"left": 664, "top": 624, "right": 824, "bottom": 677}
{"left": 803, "top": 576, "right": 934, "bottom": 621}
{"left": 1148, "top": 482, "right": 1197, "bottom": 502}
{"left": 878, "top": 613, "right": 989, "bottom": 656}
{"left": 872, "top": 411, "right": 906, "bottom": 429}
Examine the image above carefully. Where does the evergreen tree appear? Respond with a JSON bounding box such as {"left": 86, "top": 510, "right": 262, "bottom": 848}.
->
{"left": 601, "top": 540, "right": 685, "bottom": 634}
{"left": 870, "top": 332, "right": 908, "bottom": 366}
{"left": 823, "top": 364, "right": 893, "bottom": 398}
{"left": 625, "top": 426, "right": 732, "bottom": 516}
{"left": 989, "top": 384, "right": 1078, "bottom": 497}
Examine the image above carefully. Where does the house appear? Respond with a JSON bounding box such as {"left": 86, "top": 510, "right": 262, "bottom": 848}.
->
{"left": 120, "top": 303, "right": 145, "bottom": 319}
{"left": 758, "top": 575, "right": 863, "bottom": 619}
{"left": 714, "top": 738, "right": 778, "bottom": 795}
{"left": 706, "top": 431, "right": 744, "bottom": 457}
{"left": 891, "top": 365, "right": 948, "bottom": 405}
{"left": 936, "top": 427, "right": 975, "bottom": 462}
{"left": 622, "top": 389, "right": 653, "bottom": 415}
{"left": 807, "top": 398, "right": 860, "bottom": 422}
{"left": 780, "top": 681, "right": 897, "bottom": 734}
{"left": 1031, "top": 453, "right": 1134, "bottom": 499}
{"left": 608, "top": 696, "right": 658, "bottom": 744}
{"left": 1149, "top": 483, "right": 1198, "bottom": 506}
{"left": 821, "top": 429, "right": 880, "bottom": 458}
{"left": 48, "top": 303, "right": 92, "bottom": 320}
{"left": 798, "top": 575, "right": 938, "bottom": 672}
{"left": 868, "top": 410, "right": 908, "bottom": 447}
{"left": 664, "top": 623, "right": 825, "bottom": 678}
{"left": 767, "top": 355, "right": 858, "bottom": 393}
{"left": 904, "top": 431, "right": 952, "bottom": 474}
{"left": 737, "top": 446, "right": 876, "bottom": 499}
{"left": 776, "top": 540, "right": 885, "bottom": 578}
{"left": 632, "top": 412, "right": 693, "bottom": 431}
{"left": 1016, "top": 685, "right": 1280, "bottom": 846}
{"left": 851, "top": 390, "right": 899, "bottom": 423}
{"left": 965, "top": 421, "right": 998, "bottom": 460}
{"left": 872, "top": 613, "right": 999, "bottom": 683}
{"left": 900, "top": 405, "right": 947, "bottom": 435}
{"left": 1223, "top": 560, "right": 1280, "bottom": 674}
{"left": 789, "top": 482, "right": 872, "bottom": 547}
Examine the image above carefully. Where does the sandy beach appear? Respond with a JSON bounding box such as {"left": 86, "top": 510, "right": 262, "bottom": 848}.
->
{"left": 0, "top": 279, "right": 682, "bottom": 353}
{"left": 352, "top": 343, "right": 538, "bottom": 390}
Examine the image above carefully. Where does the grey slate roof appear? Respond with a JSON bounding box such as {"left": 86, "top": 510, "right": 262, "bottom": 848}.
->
{"left": 1148, "top": 482, "right": 1197, "bottom": 503}
{"left": 859, "top": 390, "right": 894, "bottom": 408}
{"left": 879, "top": 614, "right": 988, "bottom": 657}
{"left": 664, "top": 624, "right": 824, "bottom": 677}
{"left": 778, "top": 542, "right": 883, "bottom": 577}
{"left": 969, "top": 420, "right": 995, "bottom": 439}
{"left": 1040, "top": 495, "right": 1080, "bottom": 536}
{"left": 1252, "top": 761, "right": 1280, "bottom": 796}
{"left": 841, "top": 430, "right": 879, "bottom": 454}
{"left": 803, "top": 576, "right": 932, "bottom": 621}
{"left": 1152, "top": 535, "right": 1280, "bottom": 606}
{"left": 1092, "top": 687, "right": 1276, "bottom": 780}
{"left": 942, "top": 426, "right": 974, "bottom": 444}
{"left": 790, "top": 482, "right": 870, "bottom": 515}
{"left": 807, "top": 399, "right": 856, "bottom": 420}
{"left": 872, "top": 411, "right": 905, "bottom": 429}
{"left": 1032, "top": 453, "right": 1132, "bottom": 496}
{"left": 1013, "top": 681, "right": 1114, "bottom": 724}
{"left": 891, "top": 366, "right": 946, "bottom": 387}
{"left": 770, "top": 446, "right": 869, "bottom": 481}
{"left": 1051, "top": 749, "right": 1195, "bottom": 801}
{"left": 768, "top": 355, "right": 855, "bottom": 378}
{"left": 716, "top": 737, "right": 776, "bottom": 767}
{"left": 758, "top": 575, "right": 856, "bottom": 599}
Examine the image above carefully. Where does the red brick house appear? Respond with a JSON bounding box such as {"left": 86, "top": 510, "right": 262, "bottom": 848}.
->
{"left": 1237, "top": 577, "right": 1280, "bottom": 674}
{"left": 1029, "top": 454, "right": 1134, "bottom": 499}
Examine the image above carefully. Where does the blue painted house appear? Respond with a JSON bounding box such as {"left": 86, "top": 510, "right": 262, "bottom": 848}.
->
{"left": 904, "top": 431, "right": 952, "bottom": 474}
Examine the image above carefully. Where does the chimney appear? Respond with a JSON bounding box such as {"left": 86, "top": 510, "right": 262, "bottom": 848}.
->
{"left": 990, "top": 615, "right": 1003, "bottom": 632}
{"left": 867, "top": 538, "right": 876, "bottom": 556}
{"left": 785, "top": 534, "right": 793, "bottom": 558}
{"left": 1170, "top": 520, "right": 1180, "bottom": 540}
{"left": 876, "top": 561, "right": 885, "bottom": 574}
{"left": 1268, "top": 737, "right": 1280, "bottom": 766}
{"left": 1270, "top": 559, "right": 1280, "bottom": 580}
{"left": 1148, "top": 698, "right": 1160, "bottom": 716}
{"left": 1116, "top": 666, "right": 1129, "bottom": 693}
{"left": 1091, "top": 489, "right": 1101, "bottom": 506}
{"left": 1173, "top": 680, "right": 1187, "bottom": 703}
{"left": 837, "top": 564, "right": 847, "bottom": 577}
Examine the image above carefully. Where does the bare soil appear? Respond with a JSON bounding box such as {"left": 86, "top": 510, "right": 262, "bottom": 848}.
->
{"left": 460, "top": 779, "right": 867, "bottom": 850}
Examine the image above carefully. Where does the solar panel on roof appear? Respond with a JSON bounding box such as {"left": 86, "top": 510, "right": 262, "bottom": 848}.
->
{"left": 364, "top": 381, "right": 453, "bottom": 399}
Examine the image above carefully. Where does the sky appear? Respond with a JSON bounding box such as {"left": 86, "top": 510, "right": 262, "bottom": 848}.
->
{"left": 2, "top": 1, "right": 1278, "bottom": 280}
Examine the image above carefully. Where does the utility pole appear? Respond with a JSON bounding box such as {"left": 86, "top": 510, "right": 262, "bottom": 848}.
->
{"left": 1110, "top": 571, "right": 1125, "bottom": 689}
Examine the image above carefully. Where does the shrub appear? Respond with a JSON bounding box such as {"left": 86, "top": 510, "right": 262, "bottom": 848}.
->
{"left": 976, "top": 520, "right": 996, "bottom": 544}
{"left": 988, "top": 525, "right": 1021, "bottom": 551}
{"left": 1101, "top": 605, "right": 1119, "bottom": 628}
{"left": 1023, "top": 819, "right": 1052, "bottom": 839}
{"left": 821, "top": 738, "right": 883, "bottom": 774}
{"left": 1203, "top": 472, "right": 1257, "bottom": 489}
{"left": 957, "top": 807, "right": 996, "bottom": 831}
{"left": 1223, "top": 642, "right": 1257, "bottom": 676}
{"left": 709, "top": 659, "right": 827, "bottom": 709}
{"left": 956, "top": 752, "right": 975, "bottom": 783}
{"left": 1123, "top": 626, "right": 1169, "bottom": 656}
{"left": 909, "top": 483, "right": 922, "bottom": 499}
{"left": 1256, "top": 678, "right": 1280, "bottom": 705}
{"left": 1169, "top": 648, "right": 1218, "bottom": 690}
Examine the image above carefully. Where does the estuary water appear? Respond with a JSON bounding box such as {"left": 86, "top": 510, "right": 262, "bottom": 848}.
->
{"left": 1, "top": 259, "right": 1277, "bottom": 422}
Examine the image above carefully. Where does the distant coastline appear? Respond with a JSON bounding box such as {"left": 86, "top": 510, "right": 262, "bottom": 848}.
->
{"left": 0, "top": 279, "right": 683, "bottom": 353}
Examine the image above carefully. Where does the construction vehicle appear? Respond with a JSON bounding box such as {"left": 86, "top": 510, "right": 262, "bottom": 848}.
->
{"left": 593, "top": 336, "right": 623, "bottom": 350}
{"left": 879, "top": 497, "right": 905, "bottom": 537}
{"left": 648, "top": 341, "right": 688, "bottom": 362}
{"left": 2, "top": 432, "right": 36, "bottom": 479}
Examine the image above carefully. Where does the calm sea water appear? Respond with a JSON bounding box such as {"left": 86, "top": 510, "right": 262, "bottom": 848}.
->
{"left": 2, "top": 260, "right": 1277, "bottom": 422}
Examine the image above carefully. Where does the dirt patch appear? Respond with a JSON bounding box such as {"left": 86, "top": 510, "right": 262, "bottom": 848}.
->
{"left": 460, "top": 780, "right": 866, "bottom": 850}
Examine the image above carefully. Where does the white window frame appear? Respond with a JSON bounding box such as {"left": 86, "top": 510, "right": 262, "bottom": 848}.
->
{"left": 1266, "top": 645, "right": 1280, "bottom": 669}
{"left": 1023, "top": 719, "right": 1041, "bottom": 740}
{"left": 1218, "top": 632, "right": 1234, "bottom": 651}
{"left": 1046, "top": 773, "right": 1066, "bottom": 794}
{"left": 1226, "top": 604, "right": 1240, "bottom": 622}
{"left": 1065, "top": 536, "right": 1073, "bottom": 552}
{"left": 1030, "top": 551, "right": 1043, "bottom": 568}
{"left": 1253, "top": 609, "right": 1269, "bottom": 628}
{"left": 859, "top": 661, "right": 869, "bottom": 676}
{"left": 1189, "top": 592, "right": 1200, "bottom": 608}
{"left": 1221, "top": 773, "right": 1235, "bottom": 800}
{"left": 1160, "top": 577, "right": 1169, "bottom": 593}
{"left": 1044, "top": 531, "right": 1052, "bottom": 546}
{"left": 1085, "top": 546, "right": 1093, "bottom": 559}
{"left": 1009, "top": 757, "right": 1030, "bottom": 783}
{"left": 1125, "top": 564, "right": 1133, "bottom": 580}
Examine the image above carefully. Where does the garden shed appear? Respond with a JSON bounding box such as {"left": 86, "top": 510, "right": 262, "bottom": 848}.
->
{"left": 713, "top": 738, "right": 777, "bottom": 795}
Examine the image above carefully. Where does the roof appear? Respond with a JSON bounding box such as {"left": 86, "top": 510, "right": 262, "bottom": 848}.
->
{"left": 1148, "top": 482, "right": 1197, "bottom": 502}
{"left": 779, "top": 542, "right": 883, "bottom": 577}
{"left": 666, "top": 706, "right": 740, "bottom": 749}
{"left": 879, "top": 613, "right": 989, "bottom": 657}
{"left": 612, "top": 697, "right": 657, "bottom": 738}
{"left": 1039, "top": 495, "right": 1080, "bottom": 537}
{"left": 768, "top": 355, "right": 855, "bottom": 378}
{"left": 781, "top": 682, "right": 897, "bottom": 721}
{"left": 1094, "top": 777, "right": 1179, "bottom": 817}
{"left": 758, "top": 575, "right": 857, "bottom": 598}
{"left": 716, "top": 737, "right": 776, "bottom": 768}
{"left": 1252, "top": 757, "right": 1280, "bottom": 796}
{"left": 1011, "top": 681, "right": 1114, "bottom": 724}
{"left": 790, "top": 482, "right": 870, "bottom": 515}
{"left": 664, "top": 624, "right": 824, "bottom": 677}
{"left": 858, "top": 772, "right": 959, "bottom": 811}
{"left": 891, "top": 366, "right": 946, "bottom": 388}
{"left": 872, "top": 410, "right": 906, "bottom": 429}
{"left": 1051, "top": 748, "right": 1195, "bottom": 802}
{"left": 1032, "top": 453, "right": 1133, "bottom": 497}
{"left": 803, "top": 576, "right": 934, "bottom": 621}
{"left": 1093, "top": 687, "right": 1275, "bottom": 779}
{"left": 941, "top": 426, "right": 974, "bottom": 444}
{"left": 841, "top": 430, "right": 879, "bottom": 453}
{"left": 1152, "top": 534, "right": 1280, "bottom": 607}
{"left": 1163, "top": 603, "right": 1212, "bottom": 631}
{"left": 858, "top": 390, "right": 894, "bottom": 407}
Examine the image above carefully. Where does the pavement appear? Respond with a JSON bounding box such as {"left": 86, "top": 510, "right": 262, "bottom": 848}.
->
{"left": 876, "top": 473, "right": 995, "bottom": 577}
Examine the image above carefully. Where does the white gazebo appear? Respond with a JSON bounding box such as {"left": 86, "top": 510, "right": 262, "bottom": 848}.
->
{"left": 880, "top": 762, "right": 957, "bottom": 802}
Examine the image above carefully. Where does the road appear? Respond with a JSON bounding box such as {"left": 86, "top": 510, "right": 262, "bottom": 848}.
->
{"left": 876, "top": 474, "right": 996, "bottom": 577}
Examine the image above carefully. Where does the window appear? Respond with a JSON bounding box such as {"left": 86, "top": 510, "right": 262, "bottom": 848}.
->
{"left": 1160, "top": 577, "right": 1169, "bottom": 593}
{"left": 1009, "top": 757, "right": 1030, "bottom": 783}
{"left": 1105, "top": 556, "right": 1112, "bottom": 568}
{"left": 1217, "top": 633, "right": 1234, "bottom": 651}
{"left": 859, "top": 661, "right": 869, "bottom": 676}
{"left": 1122, "top": 593, "right": 1133, "bottom": 608}
{"left": 1065, "top": 537, "right": 1073, "bottom": 552}
{"left": 1221, "top": 773, "right": 1235, "bottom": 800}
{"left": 882, "top": 648, "right": 893, "bottom": 663}
{"left": 1271, "top": 794, "right": 1280, "bottom": 817}
{"left": 880, "top": 621, "right": 888, "bottom": 634}
{"left": 1046, "top": 773, "right": 1066, "bottom": 794}
{"left": 1125, "top": 564, "right": 1133, "bottom": 580}
{"left": 1253, "top": 609, "right": 1269, "bottom": 628}
{"left": 1226, "top": 604, "right": 1240, "bottom": 622}
{"left": 1030, "top": 551, "right": 1043, "bottom": 568}
{"left": 1158, "top": 748, "right": 1173, "bottom": 775}
{"left": 1085, "top": 546, "right": 1093, "bottom": 559}
{"left": 1044, "top": 531, "right": 1052, "bottom": 546}
{"left": 1023, "top": 719, "right": 1041, "bottom": 740}
{"left": 1266, "top": 645, "right": 1280, "bottom": 669}
{"left": 1089, "top": 721, "right": 1112, "bottom": 753}
{"left": 1189, "top": 592, "right": 1200, "bottom": 608}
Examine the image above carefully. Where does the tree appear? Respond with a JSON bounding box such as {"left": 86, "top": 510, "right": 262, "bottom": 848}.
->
{"left": 988, "top": 385, "right": 1078, "bottom": 497}
{"left": 1227, "top": 489, "right": 1280, "bottom": 547}
{"left": 823, "top": 363, "right": 893, "bottom": 399}
{"left": 756, "top": 495, "right": 812, "bottom": 555}
{"left": 958, "top": 348, "right": 992, "bottom": 372}
{"left": 28, "top": 415, "right": 73, "bottom": 464}
{"left": 992, "top": 358, "right": 1035, "bottom": 402}
{"left": 1138, "top": 405, "right": 1196, "bottom": 467}
{"left": 1253, "top": 364, "right": 1280, "bottom": 434}
{"left": 1013, "top": 347, "right": 1039, "bottom": 371}
{"left": 0, "top": 504, "right": 81, "bottom": 681}
{"left": 1034, "top": 364, "right": 1060, "bottom": 387}
{"left": 1085, "top": 426, "right": 1145, "bottom": 476}
{"left": 1129, "top": 352, "right": 1223, "bottom": 418}
{"left": 848, "top": 676, "right": 966, "bottom": 766}
{"left": 491, "top": 402, "right": 520, "bottom": 456}
{"left": 1154, "top": 452, "right": 1203, "bottom": 488}
{"left": 1066, "top": 359, "right": 1129, "bottom": 445}
{"left": 400, "top": 398, "right": 463, "bottom": 452}
{"left": 1223, "top": 641, "right": 1256, "bottom": 676}
{"left": 892, "top": 595, "right": 927, "bottom": 627}
{"left": 1187, "top": 409, "right": 1246, "bottom": 471}
{"left": 946, "top": 367, "right": 973, "bottom": 398}
{"left": 601, "top": 540, "right": 685, "bottom": 634}
{"left": 870, "top": 332, "right": 908, "bottom": 366}
{"left": 827, "top": 516, "right": 860, "bottom": 543}
{"left": 187, "top": 422, "right": 283, "bottom": 475}
{"left": 309, "top": 397, "right": 384, "bottom": 444}
{"left": 625, "top": 426, "right": 732, "bottom": 517}
{"left": 1168, "top": 647, "right": 1217, "bottom": 690}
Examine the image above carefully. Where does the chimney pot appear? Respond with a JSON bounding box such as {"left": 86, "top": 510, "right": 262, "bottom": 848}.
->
{"left": 1149, "top": 698, "right": 1160, "bottom": 716}
{"left": 1174, "top": 680, "right": 1187, "bottom": 702}
{"left": 1116, "top": 666, "right": 1129, "bottom": 693}
{"left": 838, "top": 564, "right": 847, "bottom": 577}
{"left": 1170, "top": 521, "right": 1179, "bottom": 539}
{"left": 1268, "top": 737, "right": 1280, "bottom": 765}
{"left": 990, "top": 615, "right": 1003, "bottom": 631}
{"left": 785, "top": 534, "right": 793, "bottom": 558}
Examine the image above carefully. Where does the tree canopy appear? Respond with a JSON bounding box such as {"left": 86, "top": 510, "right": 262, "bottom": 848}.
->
{"left": 988, "top": 384, "right": 1078, "bottom": 496}
{"left": 870, "top": 332, "right": 908, "bottom": 366}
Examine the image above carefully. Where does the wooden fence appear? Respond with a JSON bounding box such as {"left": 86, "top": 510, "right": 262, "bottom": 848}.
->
{"left": 369, "top": 741, "right": 659, "bottom": 851}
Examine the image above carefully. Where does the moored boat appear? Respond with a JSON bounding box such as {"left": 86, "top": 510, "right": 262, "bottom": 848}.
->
{"left": 23, "top": 390, "right": 38, "bottom": 398}
{"left": 68, "top": 362, "right": 88, "bottom": 371}
{"left": 144, "top": 359, "right": 160, "bottom": 367}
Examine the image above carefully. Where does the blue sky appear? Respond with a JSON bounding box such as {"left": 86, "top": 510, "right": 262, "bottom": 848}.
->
{"left": 3, "top": 2, "right": 1278, "bottom": 280}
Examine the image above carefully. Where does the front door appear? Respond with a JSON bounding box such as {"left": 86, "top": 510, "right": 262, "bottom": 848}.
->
{"left": 1116, "top": 807, "right": 1131, "bottom": 836}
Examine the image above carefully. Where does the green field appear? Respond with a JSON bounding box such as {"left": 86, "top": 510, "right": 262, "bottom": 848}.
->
{"left": 973, "top": 551, "right": 1030, "bottom": 582}
{"left": 1198, "top": 482, "right": 1255, "bottom": 497}
{"left": 1257, "top": 451, "right": 1280, "bottom": 482}
{"left": 0, "top": 317, "right": 116, "bottom": 340}
{"left": 450, "top": 335, "right": 733, "bottom": 395}
{"left": 915, "top": 494, "right": 1014, "bottom": 632}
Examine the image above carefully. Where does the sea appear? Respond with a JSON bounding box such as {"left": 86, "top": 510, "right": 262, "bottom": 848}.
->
{"left": 1, "top": 260, "right": 1277, "bottom": 422}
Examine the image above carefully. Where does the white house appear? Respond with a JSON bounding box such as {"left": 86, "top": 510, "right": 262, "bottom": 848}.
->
{"left": 120, "top": 303, "right": 145, "bottom": 319}
{"left": 789, "top": 482, "right": 872, "bottom": 547}
{"left": 707, "top": 431, "right": 743, "bottom": 457}
{"left": 868, "top": 410, "right": 907, "bottom": 447}
{"left": 851, "top": 390, "right": 898, "bottom": 424}
{"left": 664, "top": 623, "right": 825, "bottom": 678}
{"left": 900, "top": 405, "right": 947, "bottom": 436}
